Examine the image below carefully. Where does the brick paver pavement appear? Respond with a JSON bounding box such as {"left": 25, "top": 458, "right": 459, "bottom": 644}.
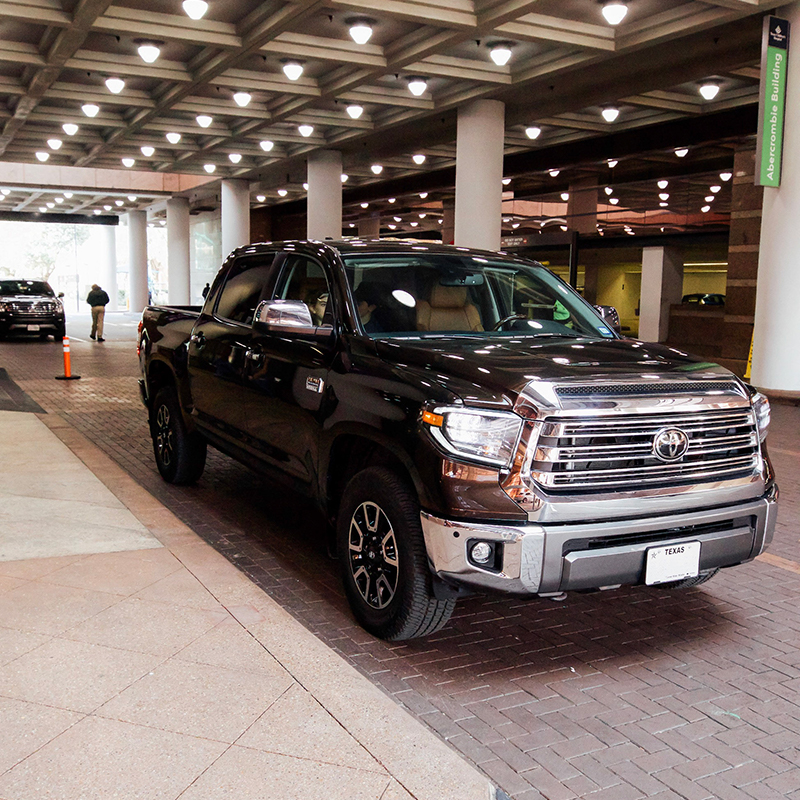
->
{"left": 3, "top": 314, "right": 799, "bottom": 800}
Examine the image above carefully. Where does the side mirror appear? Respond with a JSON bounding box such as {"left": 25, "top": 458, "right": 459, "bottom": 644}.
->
{"left": 254, "top": 299, "right": 314, "bottom": 329}
{"left": 594, "top": 304, "right": 621, "bottom": 334}
{"left": 57, "top": 292, "right": 65, "bottom": 298}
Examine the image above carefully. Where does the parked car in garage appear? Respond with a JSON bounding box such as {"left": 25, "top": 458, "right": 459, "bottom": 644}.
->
{"left": 682, "top": 293, "right": 726, "bottom": 306}
{"left": 138, "top": 241, "right": 776, "bottom": 640}
{"left": 0, "top": 279, "right": 66, "bottom": 340}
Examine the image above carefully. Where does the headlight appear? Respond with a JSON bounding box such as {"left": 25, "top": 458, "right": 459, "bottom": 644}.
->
{"left": 752, "top": 391, "right": 770, "bottom": 442}
{"left": 0, "top": 301, "right": 9, "bottom": 312}
{"left": 423, "top": 406, "right": 523, "bottom": 467}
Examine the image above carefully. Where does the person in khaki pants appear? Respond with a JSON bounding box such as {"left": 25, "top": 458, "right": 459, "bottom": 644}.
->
{"left": 86, "top": 284, "right": 110, "bottom": 341}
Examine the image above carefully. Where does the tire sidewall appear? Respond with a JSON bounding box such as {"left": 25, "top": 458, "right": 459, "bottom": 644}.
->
{"left": 151, "top": 387, "right": 183, "bottom": 482}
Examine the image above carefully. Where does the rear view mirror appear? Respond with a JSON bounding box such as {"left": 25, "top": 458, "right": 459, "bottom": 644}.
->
{"left": 594, "top": 304, "right": 621, "bottom": 334}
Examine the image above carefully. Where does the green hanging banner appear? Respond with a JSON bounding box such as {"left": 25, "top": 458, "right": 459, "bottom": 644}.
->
{"left": 756, "top": 16, "right": 790, "bottom": 187}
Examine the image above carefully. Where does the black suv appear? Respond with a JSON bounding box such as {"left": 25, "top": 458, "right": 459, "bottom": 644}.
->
{"left": 0, "top": 279, "right": 66, "bottom": 340}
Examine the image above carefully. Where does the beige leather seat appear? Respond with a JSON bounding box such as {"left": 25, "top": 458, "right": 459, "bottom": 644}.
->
{"left": 416, "top": 284, "right": 483, "bottom": 332}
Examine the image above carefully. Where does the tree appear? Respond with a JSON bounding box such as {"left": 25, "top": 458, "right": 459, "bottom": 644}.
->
{"left": 24, "top": 224, "right": 90, "bottom": 281}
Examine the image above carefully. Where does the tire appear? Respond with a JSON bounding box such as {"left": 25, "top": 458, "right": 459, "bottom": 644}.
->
{"left": 661, "top": 568, "right": 719, "bottom": 590}
{"left": 337, "top": 466, "right": 455, "bottom": 640}
{"left": 150, "top": 386, "right": 207, "bottom": 484}
{"left": 55, "top": 324, "right": 65, "bottom": 340}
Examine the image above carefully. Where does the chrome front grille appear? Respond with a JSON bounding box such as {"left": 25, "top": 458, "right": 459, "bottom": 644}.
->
{"left": 530, "top": 408, "right": 759, "bottom": 493}
{"left": 7, "top": 301, "right": 57, "bottom": 314}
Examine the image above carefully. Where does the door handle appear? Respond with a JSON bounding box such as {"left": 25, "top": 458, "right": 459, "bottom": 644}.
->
{"left": 189, "top": 331, "right": 205, "bottom": 349}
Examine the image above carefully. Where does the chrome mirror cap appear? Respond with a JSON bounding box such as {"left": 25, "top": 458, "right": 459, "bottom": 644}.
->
{"left": 254, "top": 299, "right": 314, "bottom": 328}
{"left": 594, "top": 304, "right": 621, "bottom": 334}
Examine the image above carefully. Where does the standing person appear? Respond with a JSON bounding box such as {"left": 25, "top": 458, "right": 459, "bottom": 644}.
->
{"left": 202, "top": 282, "right": 211, "bottom": 299}
{"left": 86, "top": 284, "right": 110, "bottom": 342}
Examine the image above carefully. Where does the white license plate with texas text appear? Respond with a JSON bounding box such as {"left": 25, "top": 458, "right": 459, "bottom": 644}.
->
{"left": 645, "top": 541, "right": 700, "bottom": 585}
{"left": 27, "top": 324, "right": 40, "bottom": 331}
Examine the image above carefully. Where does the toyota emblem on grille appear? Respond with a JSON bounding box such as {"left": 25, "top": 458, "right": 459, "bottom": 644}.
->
{"left": 652, "top": 427, "right": 689, "bottom": 462}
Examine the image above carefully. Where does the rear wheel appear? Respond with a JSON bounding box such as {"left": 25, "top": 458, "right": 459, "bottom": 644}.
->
{"left": 150, "top": 386, "right": 206, "bottom": 484}
{"left": 337, "top": 467, "right": 455, "bottom": 640}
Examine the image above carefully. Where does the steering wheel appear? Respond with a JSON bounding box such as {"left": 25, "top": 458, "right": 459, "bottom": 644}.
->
{"left": 492, "top": 313, "right": 526, "bottom": 331}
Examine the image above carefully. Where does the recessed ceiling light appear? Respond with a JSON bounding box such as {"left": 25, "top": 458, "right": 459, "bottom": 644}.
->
{"left": 277, "top": 189, "right": 288, "bottom": 196}
{"left": 203, "top": 164, "right": 216, "bottom": 173}
{"left": 371, "top": 164, "right": 383, "bottom": 175}
{"left": 36, "top": 152, "right": 50, "bottom": 162}
{"left": 560, "top": 192, "right": 570, "bottom": 201}
{"left": 657, "top": 180, "right": 669, "bottom": 189}
{"left": 55, "top": 197, "right": 64, "bottom": 204}
{"left": 159, "top": 219, "right": 166, "bottom": 226}
{"left": 115, "top": 199, "right": 124, "bottom": 206}
{"left": 348, "top": 223, "right": 355, "bottom": 228}
{"left": 39, "top": 206, "right": 47, "bottom": 212}
{"left": 388, "top": 197, "right": 396, "bottom": 203}
{"left": 62, "top": 123, "right": 79, "bottom": 136}
{"left": 675, "top": 147, "right": 689, "bottom": 157}
{"left": 659, "top": 193, "right": 669, "bottom": 201}
{"left": 412, "top": 154, "right": 426, "bottom": 165}
{"left": 256, "top": 194, "right": 266, "bottom": 202}
{"left": 601, "top": 0, "right": 628, "bottom": 25}
{"left": 512, "top": 223, "right": 520, "bottom": 229}
{"left": 229, "top": 153, "right": 242, "bottom": 164}
{"left": 407, "top": 77, "right": 427, "bottom": 96}
{"left": 609, "top": 198, "right": 619, "bottom": 205}
{"left": 298, "top": 124, "right": 314, "bottom": 137}
{"left": 601, "top": 106, "right": 620, "bottom": 122}
{"left": 710, "top": 185, "right": 721, "bottom": 193}
{"left": 93, "top": 209, "right": 101, "bottom": 215}
{"left": 419, "top": 213, "right": 426, "bottom": 219}
{"left": 64, "top": 192, "right": 73, "bottom": 198}
{"left": 122, "top": 157, "right": 135, "bottom": 167}
{"left": 182, "top": 0, "right": 208, "bottom": 20}
{"left": 128, "top": 195, "right": 137, "bottom": 201}
{"left": 137, "top": 42, "right": 161, "bottom": 63}
{"left": 105, "top": 77, "right": 125, "bottom": 94}
{"left": 346, "top": 104, "right": 363, "bottom": 119}
{"left": 705, "top": 195, "right": 715, "bottom": 202}
{"left": 103, "top": 204, "right": 112, "bottom": 210}
{"left": 419, "top": 192, "right": 428, "bottom": 199}
{"left": 502, "top": 178, "right": 511, "bottom": 186}
{"left": 701, "top": 205, "right": 711, "bottom": 212}
{"left": 196, "top": 115, "right": 213, "bottom": 128}
{"left": 340, "top": 174, "right": 348, "bottom": 182}
{"left": 410, "top": 221, "right": 419, "bottom": 227}
{"left": 393, "top": 216, "right": 401, "bottom": 222}
{"left": 348, "top": 20, "right": 373, "bottom": 45}
{"left": 282, "top": 61, "right": 304, "bottom": 81}
{"left": 549, "top": 169, "right": 560, "bottom": 177}
{"left": 302, "top": 182, "right": 308, "bottom": 190}
{"left": 720, "top": 171, "right": 732, "bottom": 181}
{"left": 140, "top": 146, "right": 155, "bottom": 157}
{"left": 82, "top": 103, "right": 99, "bottom": 117}
{"left": 46, "top": 202, "right": 54, "bottom": 208}
{"left": 233, "top": 91, "right": 251, "bottom": 107}
{"left": 360, "top": 202, "right": 369, "bottom": 208}
{"left": 489, "top": 43, "right": 512, "bottom": 66}
{"left": 604, "top": 186, "right": 613, "bottom": 195}
{"left": 607, "top": 159, "right": 618, "bottom": 168}
{"left": 387, "top": 224, "right": 397, "bottom": 230}
{"left": 525, "top": 126, "right": 541, "bottom": 140}
{"left": 166, "top": 132, "right": 182, "bottom": 144}
{"left": 47, "top": 138, "right": 62, "bottom": 150}
{"left": 260, "top": 140, "right": 274, "bottom": 151}
{"left": 699, "top": 81, "right": 720, "bottom": 101}
{"left": 659, "top": 202, "right": 668, "bottom": 207}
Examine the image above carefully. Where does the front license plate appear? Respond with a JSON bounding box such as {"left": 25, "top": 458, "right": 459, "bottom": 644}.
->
{"left": 645, "top": 541, "right": 700, "bottom": 585}
{"left": 27, "top": 324, "right": 40, "bottom": 331}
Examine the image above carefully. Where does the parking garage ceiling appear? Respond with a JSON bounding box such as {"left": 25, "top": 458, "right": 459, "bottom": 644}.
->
{"left": 0, "top": 0, "right": 774, "bottom": 211}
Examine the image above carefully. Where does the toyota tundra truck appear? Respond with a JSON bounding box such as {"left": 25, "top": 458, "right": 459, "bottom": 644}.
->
{"left": 138, "top": 240, "right": 777, "bottom": 640}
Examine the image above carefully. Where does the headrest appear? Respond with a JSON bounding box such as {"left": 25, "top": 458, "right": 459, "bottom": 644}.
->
{"left": 429, "top": 284, "right": 468, "bottom": 308}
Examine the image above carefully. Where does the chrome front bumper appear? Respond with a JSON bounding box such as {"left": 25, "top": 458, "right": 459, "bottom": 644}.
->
{"left": 420, "top": 486, "right": 778, "bottom": 595}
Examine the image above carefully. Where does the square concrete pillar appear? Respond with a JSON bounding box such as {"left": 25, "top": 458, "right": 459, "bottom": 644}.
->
{"left": 639, "top": 246, "right": 683, "bottom": 342}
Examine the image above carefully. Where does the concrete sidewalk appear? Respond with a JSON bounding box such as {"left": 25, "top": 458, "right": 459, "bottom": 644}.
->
{"left": 0, "top": 410, "right": 495, "bottom": 800}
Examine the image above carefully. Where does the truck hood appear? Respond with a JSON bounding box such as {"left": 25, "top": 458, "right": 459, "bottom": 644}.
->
{"left": 373, "top": 335, "right": 736, "bottom": 409}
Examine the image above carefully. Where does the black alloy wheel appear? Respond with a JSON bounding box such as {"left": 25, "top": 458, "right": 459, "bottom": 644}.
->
{"left": 337, "top": 466, "right": 455, "bottom": 640}
{"left": 150, "top": 386, "right": 206, "bottom": 484}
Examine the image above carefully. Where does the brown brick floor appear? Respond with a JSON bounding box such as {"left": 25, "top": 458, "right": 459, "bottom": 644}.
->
{"left": 4, "top": 315, "right": 800, "bottom": 800}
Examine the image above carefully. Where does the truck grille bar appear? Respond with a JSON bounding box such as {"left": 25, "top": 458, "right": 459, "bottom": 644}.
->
{"left": 530, "top": 408, "right": 759, "bottom": 493}
{"left": 7, "top": 301, "right": 57, "bottom": 314}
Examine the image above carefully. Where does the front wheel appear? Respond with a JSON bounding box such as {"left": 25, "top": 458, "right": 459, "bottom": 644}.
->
{"left": 337, "top": 467, "right": 455, "bottom": 640}
{"left": 150, "top": 386, "right": 206, "bottom": 484}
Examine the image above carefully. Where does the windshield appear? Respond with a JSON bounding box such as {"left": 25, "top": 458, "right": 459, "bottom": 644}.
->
{"left": 0, "top": 280, "right": 54, "bottom": 297}
{"left": 341, "top": 252, "right": 616, "bottom": 340}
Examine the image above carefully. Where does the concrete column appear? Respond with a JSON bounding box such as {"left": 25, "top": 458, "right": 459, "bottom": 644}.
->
{"left": 167, "top": 197, "right": 191, "bottom": 305}
{"left": 567, "top": 179, "right": 598, "bottom": 234}
{"left": 101, "top": 225, "right": 117, "bottom": 312}
{"left": 442, "top": 200, "right": 455, "bottom": 245}
{"left": 454, "top": 99, "right": 505, "bottom": 250}
{"left": 221, "top": 179, "right": 250, "bottom": 259}
{"left": 639, "top": 246, "right": 683, "bottom": 342}
{"left": 751, "top": 0, "right": 800, "bottom": 390}
{"left": 307, "top": 150, "right": 342, "bottom": 239}
{"left": 358, "top": 215, "right": 381, "bottom": 238}
{"left": 127, "top": 210, "right": 148, "bottom": 313}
